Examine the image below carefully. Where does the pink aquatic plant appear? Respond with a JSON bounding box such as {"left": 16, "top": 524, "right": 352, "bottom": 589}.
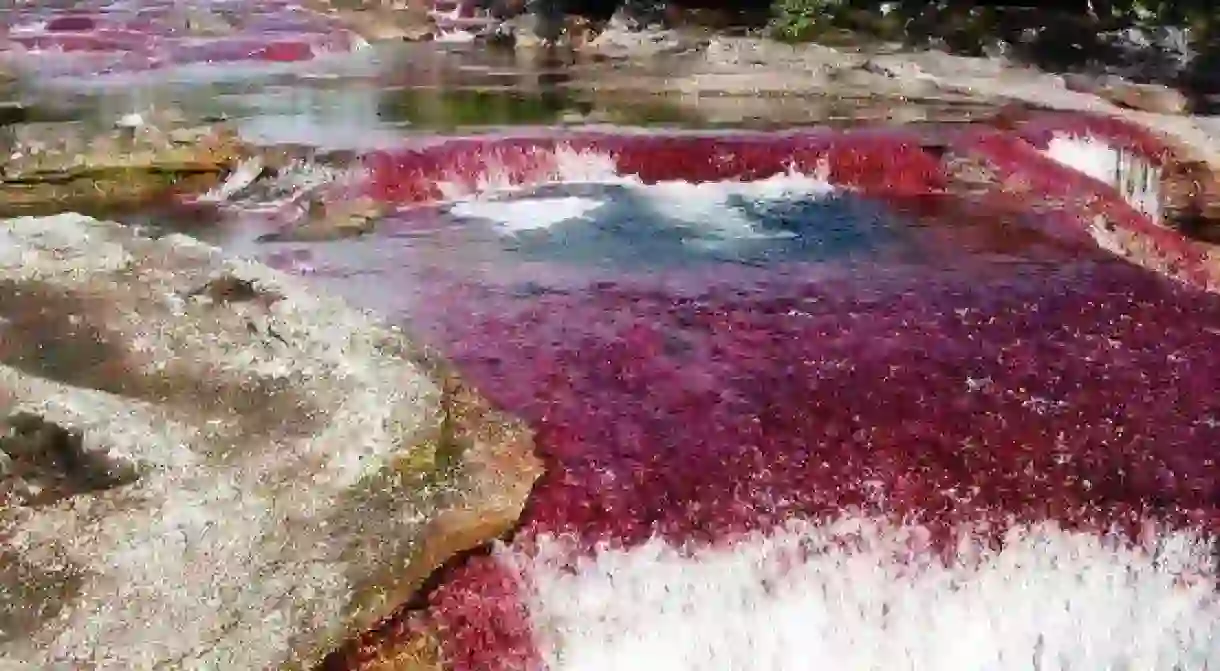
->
{"left": 314, "top": 113, "right": 1220, "bottom": 669}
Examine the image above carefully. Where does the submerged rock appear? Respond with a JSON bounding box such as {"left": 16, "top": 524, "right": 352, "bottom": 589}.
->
{"left": 0, "top": 213, "right": 542, "bottom": 669}
{"left": 259, "top": 195, "right": 387, "bottom": 243}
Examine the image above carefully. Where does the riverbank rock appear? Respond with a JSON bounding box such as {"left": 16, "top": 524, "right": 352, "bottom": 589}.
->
{"left": 260, "top": 195, "right": 387, "bottom": 242}
{"left": 0, "top": 112, "right": 242, "bottom": 216}
{"left": 337, "top": 7, "right": 438, "bottom": 42}
{"left": 300, "top": 0, "right": 438, "bottom": 42}
{"left": 587, "top": 22, "right": 703, "bottom": 59}
{"left": 0, "top": 214, "right": 542, "bottom": 669}
{"left": 1063, "top": 73, "right": 1189, "bottom": 115}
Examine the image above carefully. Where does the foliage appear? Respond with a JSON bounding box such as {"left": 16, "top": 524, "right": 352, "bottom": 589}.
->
{"left": 769, "top": 0, "right": 843, "bottom": 41}
{"left": 768, "top": 0, "right": 1220, "bottom": 46}
{"left": 770, "top": 0, "right": 910, "bottom": 43}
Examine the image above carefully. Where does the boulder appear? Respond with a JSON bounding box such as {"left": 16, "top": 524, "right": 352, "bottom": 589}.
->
{"left": 0, "top": 214, "right": 542, "bottom": 669}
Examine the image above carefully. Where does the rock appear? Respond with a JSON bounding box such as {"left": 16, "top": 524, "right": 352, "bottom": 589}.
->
{"left": 303, "top": 0, "right": 438, "bottom": 42}
{"left": 165, "top": 6, "right": 236, "bottom": 36}
{"left": 1159, "top": 158, "right": 1220, "bottom": 242}
{"left": 333, "top": 8, "right": 438, "bottom": 42}
{"left": 1063, "top": 74, "right": 1189, "bottom": 114}
{"left": 1102, "top": 80, "right": 1189, "bottom": 115}
{"left": 564, "top": 15, "right": 598, "bottom": 50}
{"left": 0, "top": 103, "right": 33, "bottom": 127}
{"left": 497, "top": 12, "right": 549, "bottom": 48}
{"left": 258, "top": 195, "right": 386, "bottom": 242}
{"left": 587, "top": 23, "right": 701, "bottom": 58}
{"left": 0, "top": 112, "right": 242, "bottom": 216}
{"left": 0, "top": 214, "right": 542, "bottom": 669}
{"left": 327, "top": 613, "right": 443, "bottom": 670}
{"left": 1061, "top": 72, "right": 1103, "bottom": 95}
{"left": 0, "top": 412, "right": 140, "bottom": 507}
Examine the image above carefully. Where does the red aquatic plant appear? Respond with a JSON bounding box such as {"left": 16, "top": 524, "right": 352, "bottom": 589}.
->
{"left": 304, "top": 113, "right": 1220, "bottom": 670}
{"left": 0, "top": 0, "right": 358, "bottom": 76}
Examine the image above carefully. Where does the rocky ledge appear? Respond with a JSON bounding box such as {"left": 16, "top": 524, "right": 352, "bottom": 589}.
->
{"left": 0, "top": 214, "right": 542, "bottom": 669}
{"left": 0, "top": 112, "right": 242, "bottom": 217}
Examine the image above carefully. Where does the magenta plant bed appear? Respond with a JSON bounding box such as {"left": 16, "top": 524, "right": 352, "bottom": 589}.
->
{"left": 0, "top": 0, "right": 357, "bottom": 77}
{"left": 294, "top": 113, "right": 1220, "bottom": 669}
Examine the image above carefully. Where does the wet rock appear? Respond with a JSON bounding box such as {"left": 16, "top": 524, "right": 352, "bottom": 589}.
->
{"left": 0, "top": 112, "right": 241, "bottom": 216}
{"left": 0, "top": 213, "right": 542, "bottom": 669}
{"left": 1159, "top": 158, "right": 1220, "bottom": 242}
{"left": 259, "top": 195, "right": 386, "bottom": 242}
{"left": 327, "top": 613, "right": 443, "bottom": 671}
{"left": 0, "top": 103, "right": 33, "bottom": 128}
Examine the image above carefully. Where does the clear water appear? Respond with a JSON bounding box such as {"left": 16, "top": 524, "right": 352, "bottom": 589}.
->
{"left": 426, "top": 181, "right": 908, "bottom": 268}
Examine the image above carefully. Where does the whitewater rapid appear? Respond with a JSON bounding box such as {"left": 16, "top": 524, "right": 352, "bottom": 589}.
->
{"left": 504, "top": 518, "right": 1219, "bottom": 671}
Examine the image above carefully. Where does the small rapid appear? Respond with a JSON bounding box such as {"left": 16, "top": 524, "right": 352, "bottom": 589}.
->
{"left": 512, "top": 519, "right": 1218, "bottom": 671}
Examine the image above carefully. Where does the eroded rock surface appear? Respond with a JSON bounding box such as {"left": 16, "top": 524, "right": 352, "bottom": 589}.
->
{"left": 0, "top": 113, "right": 241, "bottom": 216}
{"left": 1062, "top": 73, "right": 1189, "bottom": 115}
{"left": 303, "top": 0, "right": 440, "bottom": 42}
{"left": 0, "top": 412, "right": 140, "bottom": 507}
{"left": 0, "top": 213, "right": 541, "bottom": 670}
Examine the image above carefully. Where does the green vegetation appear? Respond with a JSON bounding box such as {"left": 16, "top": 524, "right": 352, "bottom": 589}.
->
{"left": 769, "top": 0, "right": 905, "bottom": 43}
{"left": 768, "top": 0, "right": 1220, "bottom": 47}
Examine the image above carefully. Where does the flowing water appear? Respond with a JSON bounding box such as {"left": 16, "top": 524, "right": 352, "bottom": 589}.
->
{"left": 4, "top": 5, "right": 1220, "bottom": 669}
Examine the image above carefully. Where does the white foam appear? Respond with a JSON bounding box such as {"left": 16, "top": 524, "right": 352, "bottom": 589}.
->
{"left": 450, "top": 196, "right": 606, "bottom": 232}
{"left": 508, "top": 517, "right": 1220, "bottom": 671}
{"left": 442, "top": 147, "right": 836, "bottom": 240}
{"left": 197, "top": 156, "right": 265, "bottom": 203}
{"left": 435, "top": 28, "right": 478, "bottom": 44}
{"left": 1044, "top": 134, "right": 1162, "bottom": 224}
{"left": 437, "top": 146, "right": 621, "bottom": 198}
{"left": 643, "top": 171, "right": 835, "bottom": 240}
